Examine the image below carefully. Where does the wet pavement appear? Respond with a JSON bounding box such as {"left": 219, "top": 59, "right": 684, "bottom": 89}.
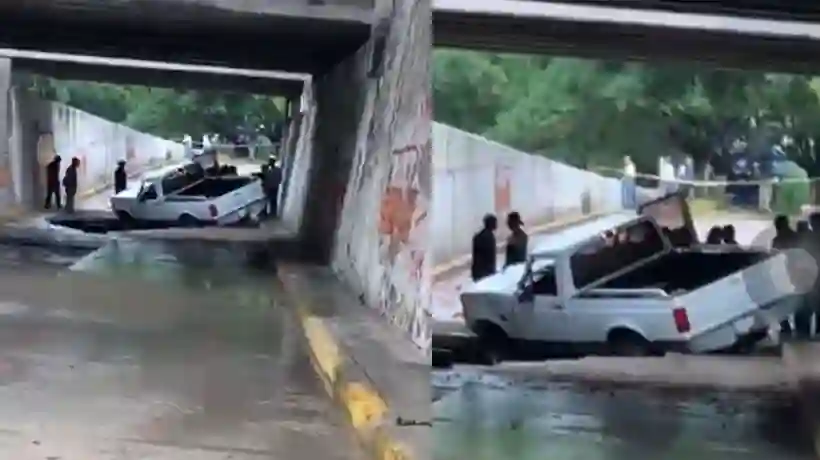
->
{"left": 433, "top": 368, "right": 814, "bottom": 460}
{"left": 0, "top": 241, "right": 362, "bottom": 459}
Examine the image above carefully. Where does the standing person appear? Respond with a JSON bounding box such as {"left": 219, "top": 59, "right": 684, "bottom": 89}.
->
{"left": 44, "top": 155, "right": 62, "bottom": 210}
{"left": 471, "top": 214, "right": 498, "bottom": 282}
{"left": 504, "top": 211, "right": 529, "bottom": 268}
{"left": 722, "top": 225, "right": 738, "bottom": 245}
{"left": 808, "top": 212, "right": 820, "bottom": 335}
{"left": 113, "top": 160, "right": 127, "bottom": 194}
{"left": 263, "top": 160, "right": 283, "bottom": 217}
{"left": 621, "top": 156, "right": 637, "bottom": 209}
{"left": 62, "top": 157, "right": 80, "bottom": 213}
{"left": 772, "top": 214, "right": 798, "bottom": 336}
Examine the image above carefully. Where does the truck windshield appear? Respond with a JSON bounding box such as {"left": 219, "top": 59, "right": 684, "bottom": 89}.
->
{"left": 570, "top": 220, "right": 665, "bottom": 288}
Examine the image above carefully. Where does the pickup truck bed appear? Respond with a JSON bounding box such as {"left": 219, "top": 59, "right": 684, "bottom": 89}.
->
{"left": 176, "top": 177, "right": 253, "bottom": 199}
{"left": 600, "top": 249, "right": 772, "bottom": 294}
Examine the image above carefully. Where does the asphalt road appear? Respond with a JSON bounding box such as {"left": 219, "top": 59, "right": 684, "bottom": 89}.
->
{"left": 433, "top": 368, "right": 814, "bottom": 460}
{"left": 0, "top": 241, "right": 362, "bottom": 459}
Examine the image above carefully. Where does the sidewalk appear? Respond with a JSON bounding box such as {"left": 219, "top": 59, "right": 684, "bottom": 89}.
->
{"left": 277, "top": 265, "right": 428, "bottom": 460}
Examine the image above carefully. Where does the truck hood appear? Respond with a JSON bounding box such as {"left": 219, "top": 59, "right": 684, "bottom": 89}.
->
{"left": 112, "top": 187, "right": 140, "bottom": 199}
{"left": 463, "top": 263, "right": 528, "bottom": 295}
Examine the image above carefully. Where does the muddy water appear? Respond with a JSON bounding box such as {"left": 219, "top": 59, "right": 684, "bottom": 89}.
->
{"left": 0, "top": 239, "right": 361, "bottom": 459}
{"left": 433, "top": 369, "right": 813, "bottom": 460}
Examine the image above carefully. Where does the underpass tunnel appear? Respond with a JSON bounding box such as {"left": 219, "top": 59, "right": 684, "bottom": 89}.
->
{"left": 0, "top": 0, "right": 432, "bottom": 354}
{"left": 0, "top": 0, "right": 431, "bottom": 455}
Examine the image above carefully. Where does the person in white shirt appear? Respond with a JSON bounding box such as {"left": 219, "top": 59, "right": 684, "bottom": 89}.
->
{"left": 660, "top": 157, "right": 677, "bottom": 195}
{"left": 622, "top": 156, "right": 637, "bottom": 209}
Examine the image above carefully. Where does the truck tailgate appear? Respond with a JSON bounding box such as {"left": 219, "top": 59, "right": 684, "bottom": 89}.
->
{"left": 214, "top": 179, "right": 265, "bottom": 213}
{"left": 678, "top": 251, "right": 801, "bottom": 336}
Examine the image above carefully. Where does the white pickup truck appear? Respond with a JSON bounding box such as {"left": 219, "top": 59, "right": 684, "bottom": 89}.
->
{"left": 461, "top": 194, "right": 808, "bottom": 363}
{"left": 110, "top": 163, "right": 267, "bottom": 227}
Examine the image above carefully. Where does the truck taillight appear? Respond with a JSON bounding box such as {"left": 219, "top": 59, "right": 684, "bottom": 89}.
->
{"left": 672, "top": 307, "right": 691, "bottom": 334}
{"left": 208, "top": 204, "right": 218, "bottom": 217}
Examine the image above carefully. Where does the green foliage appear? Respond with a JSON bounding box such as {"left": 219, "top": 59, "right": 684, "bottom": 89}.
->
{"left": 22, "top": 75, "right": 285, "bottom": 140}
{"left": 433, "top": 51, "right": 820, "bottom": 173}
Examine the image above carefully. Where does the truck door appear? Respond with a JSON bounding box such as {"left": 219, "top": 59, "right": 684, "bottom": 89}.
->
{"left": 516, "top": 266, "right": 573, "bottom": 351}
{"left": 638, "top": 192, "right": 698, "bottom": 247}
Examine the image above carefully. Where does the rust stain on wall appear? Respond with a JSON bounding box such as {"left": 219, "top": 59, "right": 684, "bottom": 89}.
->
{"left": 494, "top": 164, "right": 512, "bottom": 216}
{"left": 0, "top": 167, "right": 11, "bottom": 188}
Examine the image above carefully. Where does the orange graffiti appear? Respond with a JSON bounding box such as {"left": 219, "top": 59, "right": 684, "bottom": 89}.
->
{"left": 379, "top": 186, "right": 419, "bottom": 258}
{"left": 494, "top": 165, "right": 512, "bottom": 215}
{"left": 0, "top": 167, "right": 10, "bottom": 188}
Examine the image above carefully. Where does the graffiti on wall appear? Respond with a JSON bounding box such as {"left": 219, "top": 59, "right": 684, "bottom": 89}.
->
{"left": 374, "top": 91, "right": 431, "bottom": 349}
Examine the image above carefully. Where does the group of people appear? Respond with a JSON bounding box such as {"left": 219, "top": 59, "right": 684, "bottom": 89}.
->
{"left": 771, "top": 213, "right": 820, "bottom": 338}
{"left": 704, "top": 224, "right": 738, "bottom": 245}
{"left": 470, "top": 211, "right": 529, "bottom": 282}
{"left": 44, "top": 155, "right": 129, "bottom": 213}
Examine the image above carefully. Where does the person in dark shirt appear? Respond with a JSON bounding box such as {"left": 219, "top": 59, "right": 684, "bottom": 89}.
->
{"left": 773, "top": 214, "right": 799, "bottom": 336}
{"left": 504, "top": 211, "right": 528, "bottom": 267}
{"left": 114, "top": 160, "right": 127, "bottom": 194}
{"left": 471, "top": 214, "right": 498, "bottom": 282}
{"left": 705, "top": 226, "right": 723, "bottom": 244}
{"left": 263, "top": 161, "right": 283, "bottom": 217}
{"left": 722, "top": 224, "right": 738, "bottom": 245}
{"left": 44, "top": 155, "right": 62, "bottom": 210}
{"left": 62, "top": 157, "right": 80, "bottom": 213}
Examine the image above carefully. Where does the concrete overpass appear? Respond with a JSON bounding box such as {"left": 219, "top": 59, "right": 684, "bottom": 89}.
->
{"left": 433, "top": 0, "right": 820, "bottom": 73}
{"left": 5, "top": 50, "right": 306, "bottom": 97}
{"left": 0, "top": 0, "right": 374, "bottom": 74}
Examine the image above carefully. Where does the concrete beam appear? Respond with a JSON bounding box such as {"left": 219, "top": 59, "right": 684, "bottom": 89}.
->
{"left": 0, "top": 2, "right": 372, "bottom": 74}
{"left": 0, "top": 0, "right": 375, "bottom": 24}
{"left": 13, "top": 59, "right": 305, "bottom": 97}
{"left": 434, "top": 1, "right": 820, "bottom": 74}
{"left": 516, "top": 0, "right": 820, "bottom": 22}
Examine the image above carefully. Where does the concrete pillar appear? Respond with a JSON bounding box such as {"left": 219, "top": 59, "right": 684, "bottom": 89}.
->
{"left": 299, "top": 63, "right": 366, "bottom": 263}
{"left": 0, "top": 58, "right": 14, "bottom": 213}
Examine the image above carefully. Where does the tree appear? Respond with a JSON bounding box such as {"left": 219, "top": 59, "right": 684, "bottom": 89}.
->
{"left": 433, "top": 50, "right": 820, "bottom": 175}
{"left": 19, "top": 75, "right": 287, "bottom": 141}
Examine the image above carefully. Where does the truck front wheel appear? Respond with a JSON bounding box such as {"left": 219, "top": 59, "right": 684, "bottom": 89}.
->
{"left": 475, "top": 322, "right": 511, "bottom": 365}
{"left": 116, "top": 211, "right": 136, "bottom": 228}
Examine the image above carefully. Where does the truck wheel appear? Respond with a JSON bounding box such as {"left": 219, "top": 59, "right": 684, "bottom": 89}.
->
{"left": 116, "top": 211, "right": 136, "bottom": 228}
{"left": 476, "top": 323, "right": 510, "bottom": 365}
{"left": 178, "top": 214, "right": 200, "bottom": 228}
{"left": 607, "top": 329, "right": 651, "bottom": 357}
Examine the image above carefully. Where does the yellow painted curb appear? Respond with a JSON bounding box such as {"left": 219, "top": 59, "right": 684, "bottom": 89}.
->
{"left": 289, "top": 294, "right": 413, "bottom": 460}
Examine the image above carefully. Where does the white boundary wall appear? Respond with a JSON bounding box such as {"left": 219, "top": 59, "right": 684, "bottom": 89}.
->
{"left": 432, "top": 123, "right": 628, "bottom": 265}
{"left": 8, "top": 89, "right": 185, "bottom": 208}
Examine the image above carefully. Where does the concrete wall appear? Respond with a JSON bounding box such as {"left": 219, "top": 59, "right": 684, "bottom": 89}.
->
{"left": 432, "top": 123, "right": 628, "bottom": 265}
{"left": 281, "top": 0, "right": 431, "bottom": 352}
{"left": 7, "top": 88, "right": 185, "bottom": 210}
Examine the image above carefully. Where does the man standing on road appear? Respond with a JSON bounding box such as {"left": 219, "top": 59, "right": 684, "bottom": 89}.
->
{"left": 505, "top": 211, "right": 528, "bottom": 268}
{"left": 63, "top": 157, "right": 80, "bottom": 213}
{"left": 263, "top": 158, "right": 283, "bottom": 217}
{"left": 471, "top": 214, "right": 498, "bottom": 282}
{"left": 44, "top": 155, "right": 62, "bottom": 210}
{"left": 114, "top": 160, "right": 127, "bottom": 194}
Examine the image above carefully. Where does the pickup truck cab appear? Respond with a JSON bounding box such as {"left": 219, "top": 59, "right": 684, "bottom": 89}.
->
{"left": 461, "top": 194, "right": 808, "bottom": 363}
{"left": 110, "top": 163, "right": 267, "bottom": 227}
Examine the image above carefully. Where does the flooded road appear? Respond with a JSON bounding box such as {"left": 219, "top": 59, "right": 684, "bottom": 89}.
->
{"left": 433, "top": 368, "right": 814, "bottom": 460}
{"left": 0, "top": 240, "right": 361, "bottom": 459}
